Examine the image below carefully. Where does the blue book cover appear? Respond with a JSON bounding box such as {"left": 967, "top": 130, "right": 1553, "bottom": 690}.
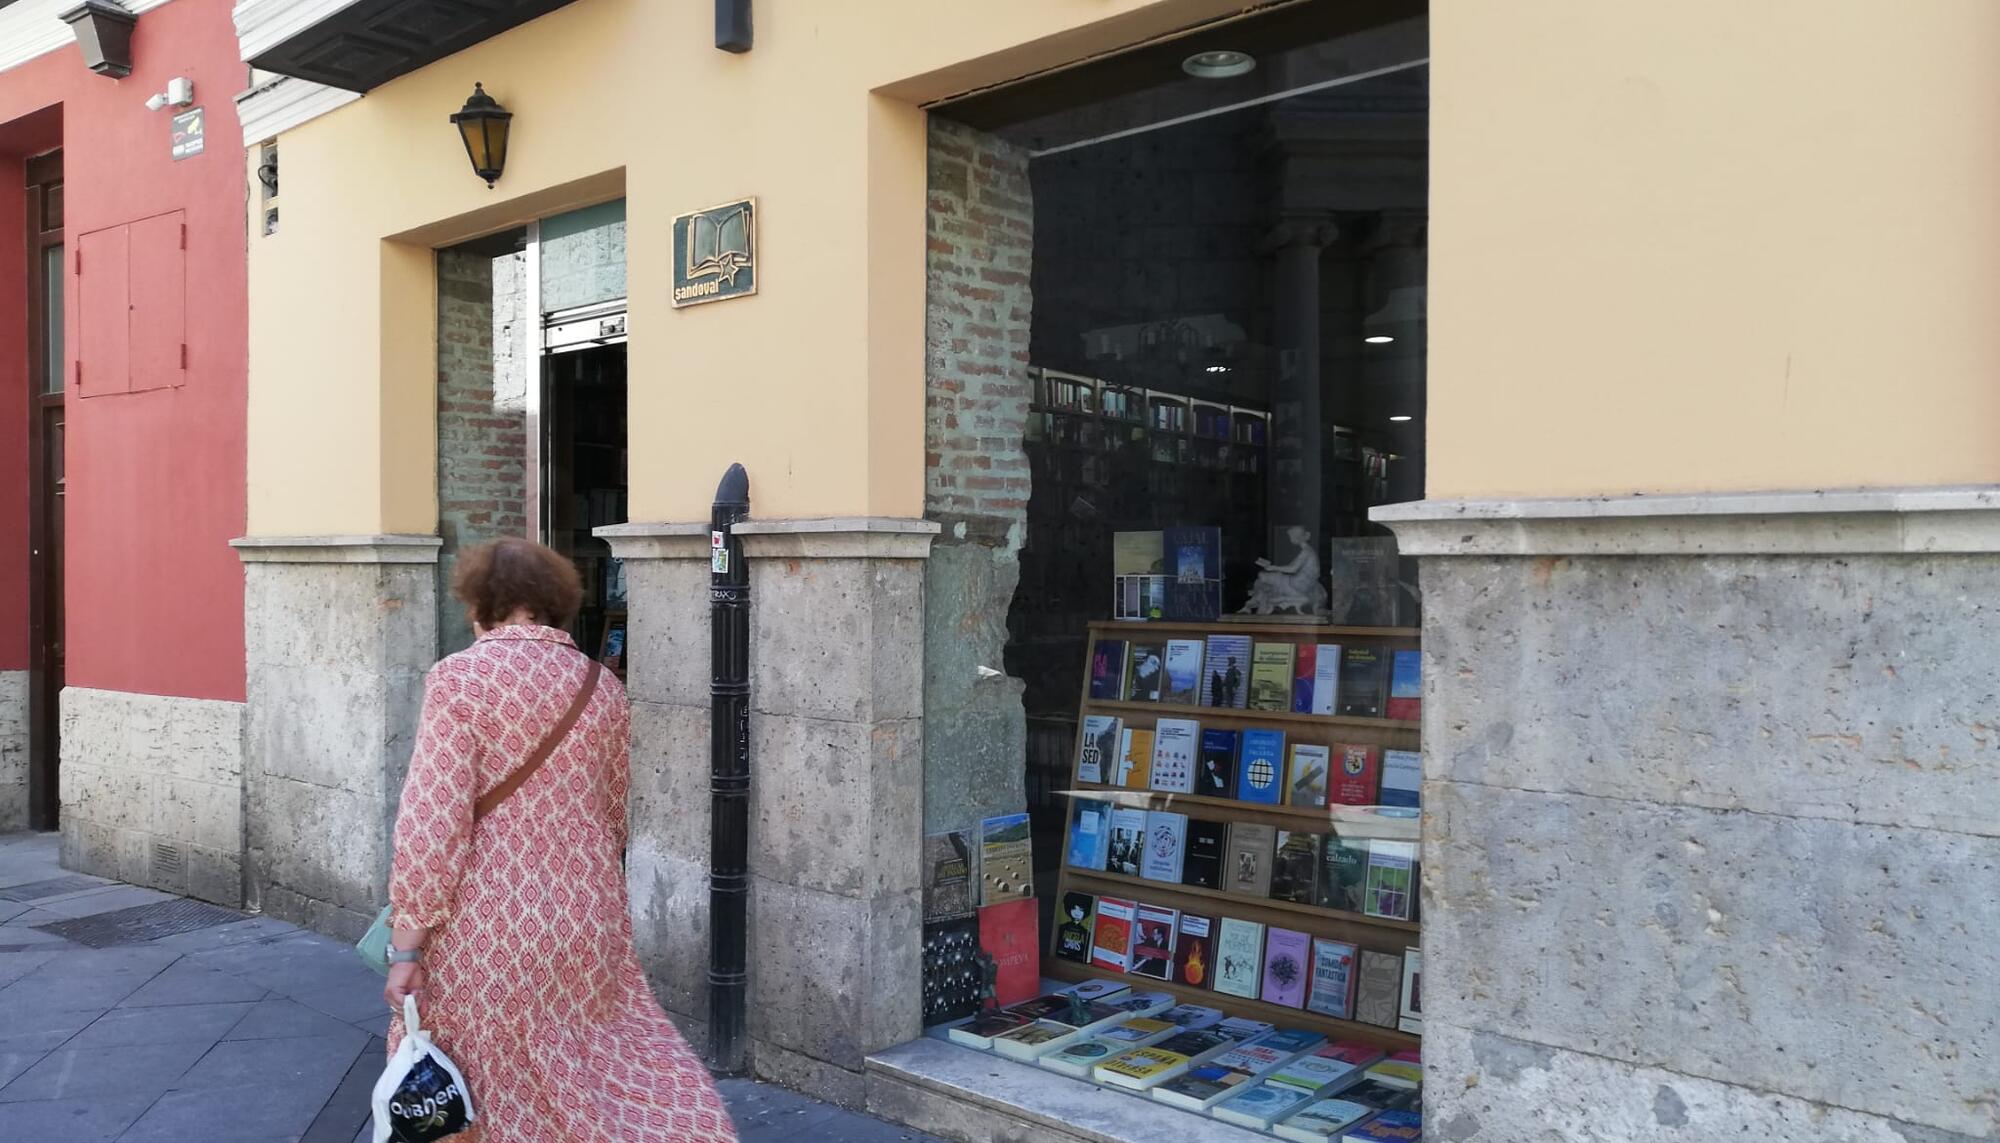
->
{"left": 1237, "top": 730, "right": 1286, "bottom": 804}
{"left": 1346, "top": 1108, "right": 1422, "bottom": 1141}
{"left": 1255, "top": 1027, "right": 1328, "bottom": 1055}
{"left": 1067, "top": 799, "right": 1112, "bottom": 869}
{"left": 1162, "top": 526, "right": 1222, "bottom": 620}
{"left": 1386, "top": 650, "right": 1421, "bottom": 721}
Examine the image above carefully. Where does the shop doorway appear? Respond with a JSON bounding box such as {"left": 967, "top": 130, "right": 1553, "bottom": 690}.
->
{"left": 25, "top": 149, "right": 63, "bottom": 830}
{"left": 537, "top": 331, "right": 627, "bottom": 671}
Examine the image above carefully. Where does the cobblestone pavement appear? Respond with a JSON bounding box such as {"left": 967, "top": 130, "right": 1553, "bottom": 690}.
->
{"left": 0, "top": 831, "right": 940, "bottom": 1142}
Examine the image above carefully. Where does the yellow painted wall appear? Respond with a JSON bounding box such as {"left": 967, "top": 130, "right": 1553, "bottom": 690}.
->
{"left": 1428, "top": 0, "right": 2000, "bottom": 498}
{"left": 246, "top": 0, "right": 1254, "bottom": 534}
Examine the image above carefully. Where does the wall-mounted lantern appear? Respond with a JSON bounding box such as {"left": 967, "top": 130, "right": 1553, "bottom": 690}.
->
{"left": 59, "top": 0, "right": 137, "bottom": 79}
{"left": 449, "top": 83, "right": 511, "bottom": 188}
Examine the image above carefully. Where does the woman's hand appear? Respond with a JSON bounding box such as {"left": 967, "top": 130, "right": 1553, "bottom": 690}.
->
{"left": 385, "top": 962, "right": 426, "bottom": 1011}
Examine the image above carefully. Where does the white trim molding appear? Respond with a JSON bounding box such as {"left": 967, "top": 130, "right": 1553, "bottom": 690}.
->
{"left": 231, "top": 534, "right": 442, "bottom": 564}
{"left": 594, "top": 522, "right": 709, "bottom": 561}
{"left": 0, "top": 0, "right": 176, "bottom": 76}
{"left": 1371, "top": 487, "right": 2000, "bottom": 556}
{"left": 733, "top": 517, "right": 941, "bottom": 560}
{"left": 231, "top": 0, "right": 360, "bottom": 63}
{"left": 235, "top": 73, "right": 360, "bottom": 143}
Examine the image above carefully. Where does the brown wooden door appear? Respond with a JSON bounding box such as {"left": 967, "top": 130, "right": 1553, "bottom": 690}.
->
{"left": 26, "top": 151, "right": 63, "bottom": 830}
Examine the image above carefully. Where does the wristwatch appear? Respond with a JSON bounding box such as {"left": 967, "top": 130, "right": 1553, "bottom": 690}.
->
{"left": 388, "top": 945, "right": 424, "bottom": 965}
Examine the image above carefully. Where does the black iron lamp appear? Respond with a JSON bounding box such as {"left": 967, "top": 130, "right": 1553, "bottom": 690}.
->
{"left": 59, "top": 0, "right": 137, "bottom": 79}
{"left": 450, "top": 83, "right": 512, "bottom": 188}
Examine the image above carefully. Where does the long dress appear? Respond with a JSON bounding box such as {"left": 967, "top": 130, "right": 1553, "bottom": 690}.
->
{"left": 388, "top": 624, "right": 736, "bottom": 1143}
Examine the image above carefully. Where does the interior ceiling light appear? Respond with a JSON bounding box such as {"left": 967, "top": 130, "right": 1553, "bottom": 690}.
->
{"left": 1390, "top": 415, "right": 1413, "bottom": 422}
{"left": 1365, "top": 335, "right": 1396, "bottom": 345}
{"left": 1183, "top": 49, "right": 1256, "bottom": 79}
{"left": 1205, "top": 365, "right": 1231, "bottom": 374}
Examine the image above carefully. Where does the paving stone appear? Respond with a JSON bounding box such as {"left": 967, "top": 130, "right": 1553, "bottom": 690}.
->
{"left": 68, "top": 1001, "right": 256, "bottom": 1049}
{"left": 349, "top": 1010, "right": 392, "bottom": 1038}
{"left": 0, "top": 1040, "right": 204, "bottom": 1103}
{"left": 299, "top": 1035, "right": 386, "bottom": 1143}
{"left": 187, "top": 932, "right": 381, "bottom": 997}
{"left": 226, "top": 997, "right": 367, "bottom": 1042}
{"left": 0, "top": 1051, "right": 44, "bottom": 1091}
{"left": 0, "top": 874, "right": 112, "bottom": 902}
{"left": 176, "top": 1030, "right": 369, "bottom": 1098}
{"left": 117, "top": 961, "right": 269, "bottom": 1007}
{"left": 0, "top": 1007, "right": 102, "bottom": 1054}
{"left": 121, "top": 1081, "right": 324, "bottom": 1143}
{"left": 0, "top": 1092, "right": 156, "bottom": 1143}
{"left": 28, "top": 885, "right": 177, "bottom": 919}
{"left": 290, "top": 981, "right": 393, "bottom": 1025}
{"left": 0, "top": 949, "right": 178, "bottom": 1018}
{"left": 142, "top": 915, "right": 300, "bottom": 955}
{"left": 0, "top": 949, "right": 57, "bottom": 989}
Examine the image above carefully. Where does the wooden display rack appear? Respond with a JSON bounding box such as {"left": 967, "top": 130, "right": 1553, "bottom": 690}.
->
{"left": 1045, "top": 619, "right": 1422, "bottom": 1051}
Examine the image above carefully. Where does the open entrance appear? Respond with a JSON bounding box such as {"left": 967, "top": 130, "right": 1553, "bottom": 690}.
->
{"left": 25, "top": 148, "right": 63, "bottom": 831}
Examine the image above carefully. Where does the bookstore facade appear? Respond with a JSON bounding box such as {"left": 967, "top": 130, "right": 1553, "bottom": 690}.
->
{"left": 230, "top": 2, "right": 1998, "bottom": 1142}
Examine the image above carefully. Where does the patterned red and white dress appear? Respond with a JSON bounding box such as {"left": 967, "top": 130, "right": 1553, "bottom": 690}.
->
{"left": 389, "top": 624, "right": 736, "bottom": 1142}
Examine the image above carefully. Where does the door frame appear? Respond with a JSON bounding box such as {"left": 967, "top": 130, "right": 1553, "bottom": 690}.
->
{"left": 24, "top": 149, "right": 63, "bottom": 831}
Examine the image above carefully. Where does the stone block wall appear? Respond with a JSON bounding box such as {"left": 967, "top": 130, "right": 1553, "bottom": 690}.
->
{"left": 59, "top": 688, "right": 245, "bottom": 905}
{"left": 0, "top": 671, "right": 25, "bottom": 830}
{"left": 1418, "top": 550, "right": 2000, "bottom": 1142}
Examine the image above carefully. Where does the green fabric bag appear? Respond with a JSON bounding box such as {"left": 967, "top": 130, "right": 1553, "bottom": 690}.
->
{"left": 356, "top": 904, "right": 394, "bottom": 977}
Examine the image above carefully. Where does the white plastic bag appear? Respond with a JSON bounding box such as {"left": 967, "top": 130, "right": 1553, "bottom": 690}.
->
{"left": 372, "top": 995, "right": 477, "bottom": 1143}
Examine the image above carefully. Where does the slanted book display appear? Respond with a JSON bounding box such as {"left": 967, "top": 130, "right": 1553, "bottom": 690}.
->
{"left": 1051, "top": 618, "right": 1422, "bottom": 1052}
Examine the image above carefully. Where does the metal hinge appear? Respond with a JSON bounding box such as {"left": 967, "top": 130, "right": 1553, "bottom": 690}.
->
{"left": 180, "top": 223, "right": 187, "bottom": 250}
{"left": 180, "top": 344, "right": 188, "bottom": 369}
{"left": 74, "top": 248, "right": 81, "bottom": 274}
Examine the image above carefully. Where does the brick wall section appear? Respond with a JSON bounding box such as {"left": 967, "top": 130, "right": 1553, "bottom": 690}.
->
{"left": 437, "top": 248, "right": 528, "bottom": 653}
{"left": 925, "top": 117, "right": 1033, "bottom": 546}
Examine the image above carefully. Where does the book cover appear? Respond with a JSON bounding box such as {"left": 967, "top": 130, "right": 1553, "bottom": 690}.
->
{"left": 1292, "top": 644, "right": 1318, "bottom": 713}
{"left": 1345, "top": 1108, "right": 1422, "bottom": 1142}
{"left": 1317, "top": 836, "right": 1371, "bottom": 913}
{"left": 977, "top": 897, "right": 1038, "bottom": 1008}
{"left": 1213, "top": 918, "right": 1266, "bottom": 999}
{"left": 1288, "top": 744, "right": 1332, "bottom": 807}
{"left": 1112, "top": 530, "right": 1164, "bottom": 576}
{"left": 1366, "top": 1053, "right": 1424, "bottom": 1091}
{"left": 1354, "top": 950, "right": 1404, "bottom": 1028}
{"left": 1272, "top": 1097, "right": 1375, "bottom": 1142}
{"left": 1089, "top": 896, "right": 1137, "bottom": 972}
{"left": 1337, "top": 645, "right": 1388, "bottom": 718}
{"left": 1162, "top": 526, "right": 1223, "bottom": 621}
{"left": 1212, "top": 1081, "right": 1314, "bottom": 1129}
{"left": 1247, "top": 642, "right": 1297, "bottom": 711}
{"left": 1363, "top": 841, "right": 1416, "bottom": 921}
{"left": 1159, "top": 1004, "right": 1226, "bottom": 1031}
{"left": 1171, "top": 912, "right": 1215, "bottom": 989}
{"left": 1075, "top": 715, "right": 1121, "bottom": 785}
{"left": 1114, "top": 727, "right": 1155, "bottom": 790}
{"left": 1089, "top": 639, "right": 1129, "bottom": 702}
{"left": 1106, "top": 989, "right": 1176, "bottom": 1017}
{"left": 1149, "top": 719, "right": 1200, "bottom": 793}
{"left": 1311, "top": 643, "right": 1342, "bottom": 715}
{"left": 1268, "top": 1038, "right": 1372, "bottom": 1094}
{"left": 1328, "top": 744, "right": 1381, "bottom": 808}
{"left": 1106, "top": 807, "right": 1147, "bottom": 877}
{"left": 1038, "top": 1037, "right": 1122, "bottom": 1079}
{"left": 1261, "top": 927, "right": 1312, "bottom": 1008}
{"left": 946, "top": 1008, "right": 1032, "bottom": 1049}
{"left": 1066, "top": 799, "right": 1112, "bottom": 871}
{"left": 1305, "top": 939, "right": 1359, "bottom": 1020}
{"left": 978, "top": 813, "right": 1033, "bottom": 905}
{"left": 1379, "top": 750, "right": 1420, "bottom": 810}
{"left": 921, "top": 831, "right": 974, "bottom": 922}
{"left": 1055, "top": 978, "right": 1131, "bottom": 1004}
{"left": 1336, "top": 1078, "right": 1420, "bottom": 1112}
{"left": 1140, "top": 810, "right": 1188, "bottom": 883}
{"left": 1216, "top": 1016, "right": 1277, "bottom": 1041}
{"left": 1237, "top": 729, "right": 1287, "bottom": 804}
{"left": 991, "top": 1019, "right": 1083, "bottom": 1061}
{"left": 1053, "top": 891, "right": 1098, "bottom": 964}
{"left": 1182, "top": 819, "right": 1228, "bottom": 890}
{"left": 1094, "top": 1029, "right": 1232, "bottom": 1091}
{"left": 1260, "top": 1027, "right": 1329, "bottom": 1055}
{"left": 1163, "top": 639, "right": 1206, "bottom": 705}
{"left": 1097, "top": 1017, "right": 1178, "bottom": 1048}
{"left": 1226, "top": 822, "right": 1276, "bottom": 897}
{"left": 1270, "top": 831, "right": 1322, "bottom": 905}
{"left": 1129, "top": 902, "right": 1180, "bottom": 980}
{"left": 1151, "top": 1062, "right": 1260, "bottom": 1112}
{"left": 1197, "top": 729, "right": 1239, "bottom": 799}
{"left": 1398, "top": 947, "right": 1422, "bottom": 1035}
{"left": 1200, "top": 635, "right": 1253, "bottom": 708}
{"left": 1125, "top": 643, "right": 1165, "bottom": 703}
{"left": 1385, "top": 650, "right": 1421, "bottom": 721}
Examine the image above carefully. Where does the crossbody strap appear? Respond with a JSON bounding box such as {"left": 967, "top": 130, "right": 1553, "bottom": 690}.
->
{"left": 474, "top": 659, "right": 603, "bottom": 821}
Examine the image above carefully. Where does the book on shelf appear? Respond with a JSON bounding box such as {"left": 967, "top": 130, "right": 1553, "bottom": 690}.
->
{"left": 1140, "top": 811, "right": 1188, "bottom": 883}
{"left": 991, "top": 997, "right": 1129, "bottom": 1061}
{"left": 1337, "top": 646, "right": 1388, "bottom": 718}
{"left": 1149, "top": 718, "right": 1200, "bottom": 794}
{"left": 1311, "top": 643, "right": 1342, "bottom": 715}
{"left": 1248, "top": 642, "right": 1297, "bottom": 711}
{"left": 1213, "top": 1080, "right": 1317, "bottom": 1129}
{"left": 1365, "top": 1049, "right": 1423, "bottom": 1091}
{"left": 1306, "top": 939, "right": 1360, "bottom": 1021}
{"left": 946, "top": 1008, "right": 1032, "bottom": 1049}
{"left": 1106, "top": 808, "right": 1147, "bottom": 877}
{"left": 1328, "top": 538, "right": 1401, "bottom": 628}
{"left": 1317, "top": 835, "right": 1371, "bottom": 914}
{"left": 1343, "top": 1108, "right": 1421, "bottom": 1142}
{"left": 1090, "top": 896, "right": 1137, "bottom": 972}
{"left": 1151, "top": 1030, "right": 1303, "bottom": 1112}
{"left": 1159, "top": 1003, "right": 1226, "bottom": 1031}
{"left": 1053, "top": 891, "right": 1098, "bottom": 964}
{"left": 1125, "top": 643, "right": 1165, "bottom": 703}
{"left": 1237, "top": 728, "right": 1287, "bottom": 804}
{"left": 1089, "top": 639, "right": 1130, "bottom": 702}
{"left": 1093, "top": 1028, "right": 1234, "bottom": 1091}
{"left": 1269, "top": 1039, "right": 1382, "bottom": 1095}
{"left": 1112, "top": 530, "right": 1164, "bottom": 577}
{"left": 1272, "top": 1097, "right": 1377, "bottom": 1142}
{"left": 1386, "top": 650, "right": 1421, "bottom": 721}
{"left": 1171, "top": 912, "right": 1215, "bottom": 989}
{"left": 1363, "top": 841, "right": 1416, "bottom": 922}
{"left": 921, "top": 831, "right": 973, "bottom": 922}
{"left": 1115, "top": 575, "right": 1168, "bottom": 622}
{"left": 1226, "top": 822, "right": 1276, "bottom": 897}
{"left": 1075, "top": 715, "right": 1120, "bottom": 785}
{"left": 978, "top": 897, "right": 1038, "bottom": 1008}
{"left": 1288, "top": 744, "right": 1332, "bottom": 807}
{"left": 1197, "top": 729, "right": 1239, "bottom": 799}
{"left": 1261, "top": 926, "right": 1313, "bottom": 1009}
{"left": 1379, "top": 750, "right": 1420, "bottom": 810}
{"left": 1200, "top": 634, "right": 1253, "bottom": 708}
{"left": 1182, "top": 819, "right": 1228, "bottom": 890}
{"left": 1217, "top": 1015, "right": 1277, "bottom": 1042}
{"left": 978, "top": 813, "right": 1033, "bottom": 905}
{"left": 1354, "top": 950, "right": 1404, "bottom": 1028}
{"left": 1270, "top": 831, "right": 1321, "bottom": 905}
{"left": 1162, "top": 526, "right": 1223, "bottom": 621}
{"left": 1113, "top": 727, "right": 1155, "bottom": 790}
{"left": 1097, "top": 1016, "right": 1179, "bottom": 1049}
{"left": 1329, "top": 744, "right": 1381, "bottom": 808}
{"left": 1398, "top": 949, "right": 1422, "bottom": 1035}
{"left": 1102, "top": 989, "right": 1177, "bottom": 1019}
{"left": 1163, "top": 639, "right": 1205, "bottom": 705}
{"left": 1213, "top": 917, "right": 1266, "bottom": 999}
{"left": 1129, "top": 902, "right": 1180, "bottom": 980}
{"left": 1037, "top": 1036, "right": 1124, "bottom": 1079}
{"left": 1066, "top": 800, "right": 1111, "bottom": 871}
{"left": 1054, "top": 978, "right": 1131, "bottom": 1005}
{"left": 1292, "top": 645, "right": 1318, "bottom": 713}
{"left": 1333, "top": 1078, "right": 1420, "bottom": 1112}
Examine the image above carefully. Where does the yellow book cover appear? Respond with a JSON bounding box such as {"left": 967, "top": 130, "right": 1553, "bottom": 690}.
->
{"left": 1118, "top": 728, "right": 1156, "bottom": 789}
{"left": 1247, "top": 642, "right": 1297, "bottom": 711}
{"left": 1097, "top": 1046, "right": 1184, "bottom": 1080}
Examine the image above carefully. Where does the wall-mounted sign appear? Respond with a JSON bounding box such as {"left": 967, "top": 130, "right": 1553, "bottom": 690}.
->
{"left": 672, "top": 198, "right": 756, "bottom": 307}
{"left": 170, "top": 107, "right": 205, "bottom": 160}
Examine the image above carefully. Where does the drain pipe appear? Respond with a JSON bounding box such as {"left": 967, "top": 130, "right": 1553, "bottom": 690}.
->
{"left": 707, "top": 463, "right": 751, "bottom": 1073}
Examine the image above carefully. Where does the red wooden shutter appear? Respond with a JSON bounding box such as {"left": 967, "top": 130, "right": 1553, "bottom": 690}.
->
{"left": 129, "top": 210, "right": 187, "bottom": 392}
{"left": 76, "top": 223, "right": 131, "bottom": 395}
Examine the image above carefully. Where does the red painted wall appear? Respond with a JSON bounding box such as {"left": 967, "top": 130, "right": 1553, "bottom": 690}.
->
{"left": 0, "top": 0, "right": 247, "bottom": 701}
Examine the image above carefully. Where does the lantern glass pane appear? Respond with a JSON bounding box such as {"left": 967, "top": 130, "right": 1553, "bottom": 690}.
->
{"left": 484, "top": 119, "right": 508, "bottom": 178}
{"left": 459, "top": 118, "right": 490, "bottom": 173}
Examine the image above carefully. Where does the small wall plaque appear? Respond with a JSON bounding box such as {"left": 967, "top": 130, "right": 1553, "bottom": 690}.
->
{"left": 672, "top": 198, "right": 756, "bottom": 307}
{"left": 170, "top": 107, "right": 205, "bottom": 160}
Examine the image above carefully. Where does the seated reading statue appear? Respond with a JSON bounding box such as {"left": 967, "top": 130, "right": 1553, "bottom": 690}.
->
{"left": 1240, "top": 525, "right": 1329, "bottom": 616}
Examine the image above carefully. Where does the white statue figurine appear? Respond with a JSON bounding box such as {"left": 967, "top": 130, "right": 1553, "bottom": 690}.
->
{"left": 1240, "top": 525, "right": 1329, "bottom": 617}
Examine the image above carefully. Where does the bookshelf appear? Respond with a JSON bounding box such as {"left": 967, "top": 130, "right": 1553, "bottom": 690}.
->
{"left": 1046, "top": 619, "right": 1421, "bottom": 1052}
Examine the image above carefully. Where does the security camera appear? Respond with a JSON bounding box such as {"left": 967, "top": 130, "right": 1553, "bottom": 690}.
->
{"left": 145, "top": 92, "right": 168, "bottom": 111}
{"left": 144, "top": 76, "right": 194, "bottom": 111}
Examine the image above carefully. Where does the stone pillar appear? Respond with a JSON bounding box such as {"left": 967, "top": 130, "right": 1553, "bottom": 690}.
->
{"left": 1375, "top": 489, "right": 2000, "bottom": 1143}
{"left": 231, "top": 535, "right": 440, "bottom": 939}
{"left": 1265, "top": 220, "right": 1338, "bottom": 545}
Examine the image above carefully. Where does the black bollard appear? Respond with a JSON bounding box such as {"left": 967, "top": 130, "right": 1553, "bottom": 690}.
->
{"left": 707, "top": 463, "right": 751, "bottom": 1073}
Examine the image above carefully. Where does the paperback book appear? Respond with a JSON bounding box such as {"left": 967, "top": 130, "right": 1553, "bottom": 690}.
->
{"left": 1140, "top": 811, "right": 1189, "bottom": 883}
{"left": 1129, "top": 902, "right": 1180, "bottom": 980}
{"left": 1066, "top": 800, "right": 1111, "bottom": 871}
{"left": 977, "top": 897, "right": 1038, "bottom": 1007}
{"left": 921, "top": 831, "right": 974, "bottom": 922}
{"left": 1181, "top": 819, "right": 1228, "bottom": 890}
{"left": 1345, "top": 1108, "right": 1422, "bottom": 1142}
{"left": 1268, "top": 1038, "right": 1380, "bottom": 1094}
{"left": 990, "top": 998, "right": 1129, "bottom": 1061}
{"left": 1367, "top": 1050, "right": 1424, "bottom": 1091}
{"left": 1310, "top": 643, "right": 1342, "bottom": 715}
{"left": 1226, "top": 822, "right": 1276, "bottom": 897}
{"left": 1171, "top": 912, "right": 1215, "bottom": 989}
{"left": 1162, "top": 526, "right": 1224, "bottom": 621}
{"left": 1149, "top": 719, "right": 1200, "bottom": 794}
{"left": 1363, "top": 841, "right": 1417, "bottom": 921}
{"left": 1151, "top": 1030, "right": 1307, "bottom": 1112}
{"left": 1037, "top": 1037, "right": 1123, "bottom": 1079}
{"left": 1094, "top": 1029, "right": 1234, "bottom": 1091}
{"left": 978, "top": 813, "right": 1033, "bottom": 905}
{"left": 1075, "top": 715, "right": 1120, "bottom": 785}
{"left": 1054, "top": 978, "right": 1131, "bottom": 1005}
{"left": 1398, "top": 949, "right": 1422, "bottom": 1035}
{"left": 1248, "top": 642, "right": 1297, "bottom": 712}
{"left": 1317, "top": 836, "right": 1371, "bottom": 913}
{"left": 1271, "top": 1097, "right": 1376, "bottom": 1142}
{"left": 1162, "top": 639, "right": 1206, "bottom": 705}
{"left": 1305, "top": 938, "right": 1359, "bottom": 1020}
{"left": 1213, "top": 917, "right": 1266, "bottom": 999}
{"left": 1337, "top": 645, "right": 1388, "bottom": 718}
{"left": 1385, "top": 650, "right": 1421, "bottom": 720}
{"left": 1291, "top": 644, "right": 1318, "bottom": 713}
{"left": 1089, "top": 896, "right": 1137, "bottom": 973}
{"left": 1052, "top": 891, "right": 1098, "bottom": 964}
{"left": 1125, "top": 643, "right": 1165, "bottom": 703}
{"left": 1288, "top": 744, "right": 1331, "bottom": 807}
{"left": 1159, "top": 1004, "right": 1226, "bottom": 1031}
{"left": 1197, "top": 729, "right": 1239, "bottom": 798}
{"left": 1270, "top": 831, "right": 1321, "bottom": 905}
{"left": 1212, "top": 1081, "right": 1314, "bottom": 1130}
{"left": 1261, "top": 927, "right": 1313, "bottom": 1009}
{"left": 946, "top": 1008, "right": 1032, "bottom": 1049}
{"left": 1088, "top": 639, "right": 1129, "bottom": 702}
{"left": 1106, "top": 990, "right": 1177, "bottom": 1018}
{"left": 1354, "top": 950, "right": 1404, "bottom": 1028}
{"left": 1237, "top": 729, "right": 1287, "bottom": 804}
{"left": 1329, "top": 743, "right": 1381, "bottom": 807}
{"left": 1106, "top": 808, "right": 1147, "bottom": 877}
{"left": 1217, "top": 1016, "right": 1277, "bottom": 1041}
{"left": 1114, "top": 727, "right": 1155, "bottom": 790}
{"left": 1379, "top": 750, "right": 1420, "bottom": 810}
{"left": 1200, "top": 634, "right": 1253, "bottom": 708}
{"left": 1094, "top": 1017, "right": 1177, "bottom": 1052}
{"left": 1334, "top": 1078, "right": 1420, "bottom": 1112}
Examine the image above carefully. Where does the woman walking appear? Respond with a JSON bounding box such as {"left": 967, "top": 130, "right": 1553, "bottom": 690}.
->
{"left": 383, "top": 538, "right": 736, "bottom": 1141}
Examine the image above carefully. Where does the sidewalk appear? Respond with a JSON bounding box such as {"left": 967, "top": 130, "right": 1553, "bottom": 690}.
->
{"left": 0, "top": 832, "right": 939, "bottom": 1143}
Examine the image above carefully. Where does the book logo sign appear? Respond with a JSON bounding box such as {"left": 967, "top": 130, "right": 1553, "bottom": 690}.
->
{"left": 1343, "top": 752, "right": 1366, "bottom": 776}
{"left": 171, "top": 107, "right": 204, "bottom": 160}
{"left": 672, "top": 198, "right": 757, "bottom": 307}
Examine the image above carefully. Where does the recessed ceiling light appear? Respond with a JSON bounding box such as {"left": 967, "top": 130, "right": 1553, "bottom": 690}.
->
{"left": 1389, "top": 415, "right": 1413, "bottom": 422}
{"left": 1204, "top": 365, "right": 1231, "bottom": 374}
{"left": 1364, "top": 335, "right": 1395, "bottom": 345}
{"left": 1182, "top": 49, "right": 1256, "bottom": 80}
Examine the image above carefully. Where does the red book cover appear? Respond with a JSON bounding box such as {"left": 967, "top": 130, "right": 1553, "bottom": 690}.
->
{"left": 1329, "top": 743, "right": 1381, "bottom": 806}
{"left": 1171, "top": 912, "right": 1215, "bottom": 990}
{"left": 1291, "top": 645, "right": 1317, "bottom": 713}
{"left": 1090, "top": 896, "right": 1138, "bottom": 974}
{"left": 978, "top": 898, "right": 1040, "bottom": 1008}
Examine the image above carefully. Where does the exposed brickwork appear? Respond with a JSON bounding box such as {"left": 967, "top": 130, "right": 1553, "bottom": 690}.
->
{"left": 437, "top": 249, "right": 528, "bottom": 653}
{"left": 925, "top": 117, "right": 1033, "bottom": 547}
